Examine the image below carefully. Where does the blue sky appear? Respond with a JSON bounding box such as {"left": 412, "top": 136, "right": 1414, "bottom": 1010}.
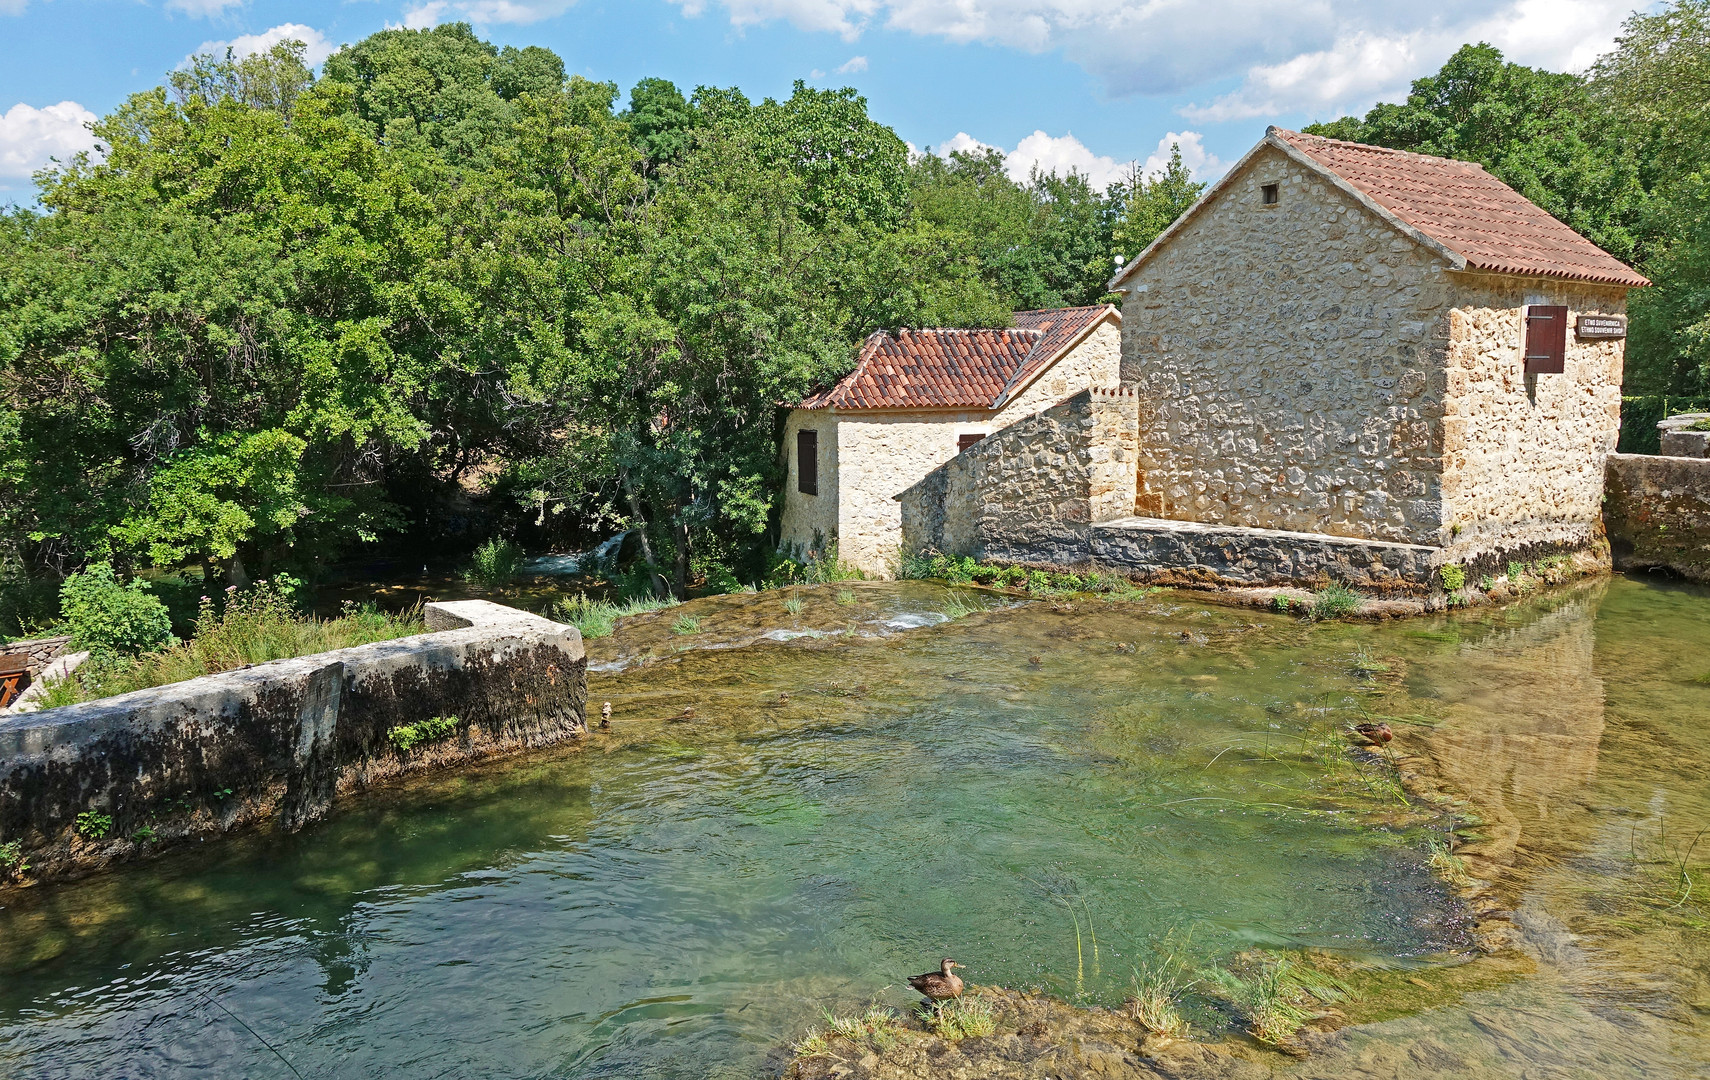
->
{"left": 0, "top": 0, "right": 1653, "bottom": 205}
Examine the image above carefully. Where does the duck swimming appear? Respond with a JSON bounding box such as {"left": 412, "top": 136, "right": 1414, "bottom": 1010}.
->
{"left": 1351, "top": 721, "right": 1393, "bottom": 746}
{"left": 907, "top": 959, "right": 964, "bottom": 1006}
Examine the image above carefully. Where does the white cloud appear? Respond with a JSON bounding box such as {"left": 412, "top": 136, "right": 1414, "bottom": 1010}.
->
{"left": 934, "top": 127, "right": 1224, "bottom": 188}
{"left": 0, "top": 101, "right": 98, "bottom": 179}
{"left": 1007, "top": 129, "right": 1128, "bottom": 187}
{"left": 1182, "top": 0, "right": 1634, "bottom": 122}
{"left": 164, "top": 0, "right": 246, "bottom": 16}
{"left": 0, "top": 0, "right": 28, "bottom": 16}
{"left": 401, "top": 0, "right": 576, "bottom": 27}
{"left": 1142, "top": 131, "right": 1226, "bottom": 182}
{"left": 837, "top": 55, "right": 869, "bottom": 73}
{"left": 195, "top": 23, "right": 335, "bottom": 66}
{"left": 665, "top": 0, "right": 1638, "bottom": 113}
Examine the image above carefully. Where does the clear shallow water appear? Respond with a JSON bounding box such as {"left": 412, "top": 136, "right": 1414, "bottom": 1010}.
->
{"left": 0, "top": 577, "right": 1707, "bottom": 1078}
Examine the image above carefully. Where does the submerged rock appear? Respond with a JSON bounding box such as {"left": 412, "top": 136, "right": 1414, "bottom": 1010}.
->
{"left": 784, "top": 989, "right": 1270, "bottom": 1080}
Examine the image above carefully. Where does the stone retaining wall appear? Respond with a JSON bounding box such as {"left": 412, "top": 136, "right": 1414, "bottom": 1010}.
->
{"left": 1605, "top": 454, "right": 1710, "bottom": 581}
{"left": 1091, "top": 516, "right": 1440, "bottom": 593}
{"left": 898, "top": 387, "right": 1140, "bottom": 566}
{"left": 1, "top": 636, "right": 70, "bottom": 672}
{"left": 0, "top": 601, "right": 585, "bottom": 888}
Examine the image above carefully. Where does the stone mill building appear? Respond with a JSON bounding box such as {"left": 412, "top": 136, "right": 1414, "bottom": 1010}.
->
{"left": 891, "top": 127, "right": 1650, "bottom": 592}
{"left": 779, "top": 306, "right": 1120, "bottom": 575}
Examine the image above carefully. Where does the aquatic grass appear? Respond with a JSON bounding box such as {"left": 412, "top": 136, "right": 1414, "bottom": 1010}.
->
{"left": 791, "top": 1029, "right": 830, "bottom": 1059}
{"left": 1426, "top": 833, "right": 1474, "bottom": 888}
{"left": 1201, "top": 954, "right": 1350, "bottom": 1046}
{"left": 835, "top": 589, "right": 857, "bottom": 606}
{"left": 939, "top": 591, "right": 992, "bottom": 620}
{"left": 1309, "top": 582, "right": 1363, "bottom": 620}
{"left": 919, "top": 995, "right": 995, "bottom": 1040}
{"left": 550, "top": 593, "right": 679, "bottom": 639}
{"left": 783, "top": 595, "right": 804, "bottom": 615}
{"left": 795, "top": 1003, "right": 903, "bottom": 1057}
{"left": 672, "top": 614, "right": 702, "bottom": 635}
{"left": 1128, "top": 936, "right": 1193, "bottom": 1037}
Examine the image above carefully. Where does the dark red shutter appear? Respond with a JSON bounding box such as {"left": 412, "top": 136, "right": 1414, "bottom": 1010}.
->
{"left": 796, "top": 430, "right": 818, "bottom": 495}
{"left": 1524, "top": 305, "right": 1568, "bottom": 374}
{"left": 957, "top": 433, "right": 984, "bottom": 453}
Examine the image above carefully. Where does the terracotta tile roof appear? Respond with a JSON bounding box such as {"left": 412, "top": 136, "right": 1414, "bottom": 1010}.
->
{"left": 1273, "top": 128, "right": 1649, "bottom": 288}
{"left": 800, "top": 305, "right": 1118, "bottom": 411}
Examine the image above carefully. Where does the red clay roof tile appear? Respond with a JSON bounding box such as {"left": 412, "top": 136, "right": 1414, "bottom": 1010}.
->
{"left": 1273, "top": 128, "right": 1649, "bottom": 288}
{"left": 800, "top": 305, "right": 1117, "bottom": 411}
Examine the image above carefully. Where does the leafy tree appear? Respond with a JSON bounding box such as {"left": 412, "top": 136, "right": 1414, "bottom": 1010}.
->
{"left": 622, "top": 77, "right": 700, "bottom": 169}
{"left": 1112, "top": 144, "right": 1205, "bottom": 264}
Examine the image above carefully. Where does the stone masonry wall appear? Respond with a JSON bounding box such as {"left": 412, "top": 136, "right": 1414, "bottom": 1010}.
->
{"left": 997, "top": 319, "right": 1122, "bottom": 419}
{"left": 1121, "top": 142, "right": 1453, "bottom": 545}
{"left": 0, "top": 601, "right": 586, "bottom": 890}
{"left": 1438, "top": 275, "right": 1628, "bottom": 567}
{"left": 1604, "top": 453, "right": 1710, "bottom": 581}
{"left": 779, "top": 407, "right": 842, "bottom": 561}
{"left": 899, "top": 388, "right": 1140, "bottom": 566}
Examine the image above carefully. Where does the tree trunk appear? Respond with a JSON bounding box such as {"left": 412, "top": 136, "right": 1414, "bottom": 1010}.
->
{"left": 671, "top": 519, "right": 691, "bottom": 600}
{"left": 224, "top": 553, "right": 251, "bottom": 590}
{"left": 619, "top": 472, "right": 671, "bottom": 599}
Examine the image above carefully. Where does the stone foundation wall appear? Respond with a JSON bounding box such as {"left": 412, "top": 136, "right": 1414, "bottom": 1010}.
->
{"left": 0, "top": 601, "right": 585, "bottom": 889}
{"left": 0, "top": 636, "right": 70, "bottom": 673}
{"left": 898, "top": 388, "right": 1140, "bottom": 565}
{"left": 1605, "top": 453, "right": 1710, "bottom": 581}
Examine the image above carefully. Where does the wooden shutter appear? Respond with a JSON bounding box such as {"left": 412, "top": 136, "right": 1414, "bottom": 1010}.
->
{"left": 1524, "top": 305, "right": 1568, "bottom": 374}
{"left": 796, "top": 430, "right": 818, "bottom": 495}
{"left": 957, "top": 433, "right": 984, "bottom": 453}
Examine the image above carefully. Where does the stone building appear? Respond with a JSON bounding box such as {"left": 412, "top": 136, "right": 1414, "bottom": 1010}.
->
{"left": 900, "top": 128, "right": 1649, "bottom": 592}
{"left": 779, "top": 305, "right": 1120, "bottom": 575}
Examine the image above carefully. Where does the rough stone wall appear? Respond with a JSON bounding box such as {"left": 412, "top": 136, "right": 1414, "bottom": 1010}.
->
{"left": 1438, "top": 276, "right": 1628, "bottom": 566}
{"left": 997, "top": 320, "right": 1122, "bottom": 419}
{"left": 0, "top": 636, "right": 69, "bottom": 674}
{"left": 1120, "top": 143, "right": 1454, "bottom": 545}
{"left": 778, "top": 408, "right": 841, "bottom": 560}
{"left": 899, "top": 388, "right": 1140, "bottom": 566}
{"left": 1604, "top": 453, "right": 1710, "bottom": 581}
{"left": 0, "top": 601, "right": 585, "bottom": 890}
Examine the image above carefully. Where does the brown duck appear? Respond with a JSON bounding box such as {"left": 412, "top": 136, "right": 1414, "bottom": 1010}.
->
{"left": 1351, "top": 721, "right": 1393, "bottom": 746}
{"left": 907, "top": 959, "right": 964, "bottom": 1005}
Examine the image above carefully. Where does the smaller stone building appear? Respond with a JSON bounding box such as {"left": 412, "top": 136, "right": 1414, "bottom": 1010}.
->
{"left": 780, "top": 306, "right": 1120, "bottom": 575}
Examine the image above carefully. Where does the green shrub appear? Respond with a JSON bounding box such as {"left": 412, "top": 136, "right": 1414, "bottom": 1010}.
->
{"left": 1438, "top": 564, "right": 1466, "bottom": 592}
{"left": 1310, "top": 582, "right": 1362, "bottom": 620}
{"left": 61, "top": 563, "right": 175, "bottom": 655}
{"left": 1507, "top": 561, "right": 1524, "bottom": 584}
{"left": 466, "top": 538, "right": 526, "bottom": 585}
{"left": 75, "top": 810, "right": 113, "bottom": 839}
{"left": 0, "top": 839, "right": 26, "bottom": 874}
{"left": 387, "top": 715, "right": 459, "bottom": 752}
{"left": 801, "top": 542, "right": 865, "bottom": 584}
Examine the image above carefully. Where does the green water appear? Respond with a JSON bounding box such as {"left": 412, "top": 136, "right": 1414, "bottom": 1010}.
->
{"left": 0, "top": 576, "right": 1707, "bottom": 1077}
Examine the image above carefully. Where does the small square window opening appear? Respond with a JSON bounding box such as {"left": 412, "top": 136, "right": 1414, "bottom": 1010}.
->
{"left": 957, "top": 433, "right": 984, "bottom": 453}
{"left": 1261, "top": 183, "right": 1279, "bottom": 205}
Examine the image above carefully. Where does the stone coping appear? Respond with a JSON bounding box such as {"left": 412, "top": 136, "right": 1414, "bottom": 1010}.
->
{"left": 0, "top": 600, "right": 580, "bottom": 751}
{"left": 1094, "top": 515, "right": 1442, "bottom": 554}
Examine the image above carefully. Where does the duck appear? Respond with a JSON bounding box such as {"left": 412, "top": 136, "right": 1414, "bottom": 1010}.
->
{"left": 777, "top": 692, "right": 790, "bottom": 705}
{"left": 1114, "top": 642, "right": 1135, "bottom": 653}
{"left": 907, "top": 959, "right": 964, "bottom": 1007}
{"left": 600, "top": 701, "right": 612, "bottom": 728}
{"left": 1351, "top": 721, "right": 1393, "bottom": 746}
{"left": 1028, "top": 655, "right": 1043, "bottom": 667}
{"left": 668, "top": 706, "right": 696, "bottom": 722}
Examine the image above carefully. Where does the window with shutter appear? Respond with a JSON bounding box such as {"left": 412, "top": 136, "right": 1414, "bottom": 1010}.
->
{"left": 796, "top": 430, "right": 818, "bottom": 496}
{"left": 957, "top": 433, "right": 984, "bottom": 453}
{"left": 1524, "top": 305, "right": 1568, "bottom": 375}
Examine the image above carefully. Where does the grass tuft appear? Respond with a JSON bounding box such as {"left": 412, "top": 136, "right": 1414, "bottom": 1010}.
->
{"left": 1309, "top": 582, "right": 1363, "bottom": 620}
{"left": 671, "top": 614, "right": 702, "bottom": 636}
{"left": 835, "top": 589, "right": 857, "bottom": 606}
{"left": 465, "top": 538, "right": 526, "bottom": 586}
{"left": 550, "top": 593, "right": 679, "bottom": 639}
{"left": 939, "top": 591, "right": 992, "bottom": 620}
{"left": 1427, "top": 833, "right": 1474, "bottom": 888}
{"left": 783, "top": 595, "right": 804, "bottom": 615}
{"left": 920, "top": 995, "right": 996, "bottom": 1040}
{"left": 1201, "top": 954, "right": 1350, "bottom": 1047}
